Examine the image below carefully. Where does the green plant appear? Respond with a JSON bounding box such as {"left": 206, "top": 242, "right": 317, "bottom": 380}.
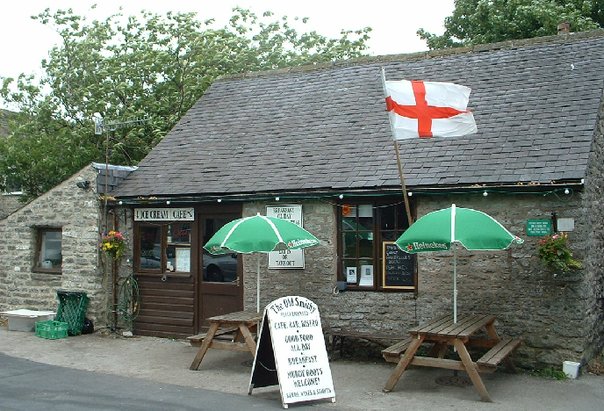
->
{"left": 530, "top": 367, "right": 568, "bottom": 380}
{"left": 537, "top": 232, "right": 582, "bottom": 273}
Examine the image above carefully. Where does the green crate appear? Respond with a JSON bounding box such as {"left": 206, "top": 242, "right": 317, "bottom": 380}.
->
{"left": 35, "top": 320, "right": 68, "bottom": 340}
{"left": 55, "top": 290, "right": 89, "bottom": 336}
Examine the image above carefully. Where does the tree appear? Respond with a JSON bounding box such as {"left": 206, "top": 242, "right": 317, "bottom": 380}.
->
{"left": 0, "top": 7, "right": 370, "bottom": 200}
{"left": 418, "top": 0, "right": 604, "bottom": 49}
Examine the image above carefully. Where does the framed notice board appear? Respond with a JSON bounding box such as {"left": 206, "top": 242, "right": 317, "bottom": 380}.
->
{"left": 382, "top": 241, "right": 416, "bottom": 291}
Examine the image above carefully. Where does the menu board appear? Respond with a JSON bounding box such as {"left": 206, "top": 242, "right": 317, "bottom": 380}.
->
{"left": 249, "top": 296, "right": 335, "bottom": 408}
{"left": 382, "top": 241, "right": 416, "bottom": 290}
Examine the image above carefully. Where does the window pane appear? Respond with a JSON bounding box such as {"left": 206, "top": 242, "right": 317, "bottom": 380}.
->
{"left": 359, "top": 260, "right": 374, "bottom": 287}
{"left": 169, "top": 222, "right": 191, "bottom": 244}
{"left": 38, "top": 230, "right": 62, "bottom": 269}
{"left": 358, "top": 237, "right": 373, "bottom": 258}
{"left": 342, "top": 232, "right": 357, "bottom": 258}
{"left": 358, "top": 204, "right": 373, "bottom": 229}
{"left": 381, "top": 206, "right": 395, "bottom": 230}
{"left": 167, "top": 245, "right": 191, "bottom": 272}
{"left": 140, "top": 226, "right": 161, "bottom": 269}
{"left": 342, "top": 204, "right": 357, "bottom": 217}
{"left": 202, "top": 217, "right": 239, "bottom": 283}
{"left": 203, "top": 252, "right": 238, "bottom": 282}
{"left": 343, "top": 261, "right": 358, "bottom": 284}
{"left": 381, "top": 231, "right": 398, "bottom": 241}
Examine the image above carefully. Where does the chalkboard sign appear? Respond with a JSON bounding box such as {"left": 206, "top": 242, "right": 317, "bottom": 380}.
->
{"left": 382, "top": 241, "right": 416, "bottom": 290}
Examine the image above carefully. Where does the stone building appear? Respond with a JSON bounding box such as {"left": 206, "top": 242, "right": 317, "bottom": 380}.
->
{"left": 0, "top": 109, "right": 23, "bottom": 219}
{"left": 109, "top": 30, "right": 604, "bottom": 369}
{"left": 0, "top": 163, "right": 136, "bottom": 327}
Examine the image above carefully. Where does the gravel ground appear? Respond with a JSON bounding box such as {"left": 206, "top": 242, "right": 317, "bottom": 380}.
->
{"left": 1, "top": 326, "right": 603, "bottom": 410}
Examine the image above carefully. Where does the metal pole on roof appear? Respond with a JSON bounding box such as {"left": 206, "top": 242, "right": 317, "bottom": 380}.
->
{"left": 381, "top": 67, "right": 414, "bottom": 225}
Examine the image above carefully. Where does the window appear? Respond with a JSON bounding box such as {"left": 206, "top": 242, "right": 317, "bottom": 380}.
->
{"left": 201, "top": 216, "right": 240, "bottom": 283}
{"left": 338, "top": 200, "right": 413, "bottom": 290}
{"left": 137, "top": 222, "right": 192, "bottom": 274}
{"left": 34, "top": 228, "right": 62, "bottom": 273}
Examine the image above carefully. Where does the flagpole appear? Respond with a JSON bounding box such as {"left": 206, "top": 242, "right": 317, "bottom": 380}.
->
{"left": 381, "top": 67, "right": 414, "bottom": 225}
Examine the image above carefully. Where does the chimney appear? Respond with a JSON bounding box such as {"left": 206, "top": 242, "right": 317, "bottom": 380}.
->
{"left": 557, "top": 21, "right": 570, "bottom": 35}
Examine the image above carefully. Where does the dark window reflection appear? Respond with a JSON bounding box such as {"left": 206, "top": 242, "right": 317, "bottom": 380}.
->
{"left": 140, "top": 226, "right": 161, "bottom": 269}
{"left": 201, "top": 217, "right": 239, "bottom": 283}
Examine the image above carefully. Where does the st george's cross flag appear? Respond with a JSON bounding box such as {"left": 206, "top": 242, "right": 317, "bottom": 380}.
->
{"left": 385, "top": 80, "right": 477, "bottom": 139}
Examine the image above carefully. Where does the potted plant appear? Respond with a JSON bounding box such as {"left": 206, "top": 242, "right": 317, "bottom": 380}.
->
{"left": 100, "top": 230, "right": 126, "bottom": 260}
{"left": 537, "top": 232, "right": 582, "bottom": 273}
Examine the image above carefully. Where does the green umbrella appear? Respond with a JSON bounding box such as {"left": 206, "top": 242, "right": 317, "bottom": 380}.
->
{"left": 203, "top": 213, "right": 320, "bottom": 311}
{"left": 396, "top": 204, "right": 523, "bottom": 322}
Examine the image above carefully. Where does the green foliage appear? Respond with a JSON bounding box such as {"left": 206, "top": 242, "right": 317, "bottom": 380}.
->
{"left": 530, "top": 367, "right": 568, "bottom": 380}
{"left": 537, "top": 232, "right": 583, "bottom": 273}
{"left": 0, "top": 7, "right": 370, "bottom": 200}
{"left": 418, "top": 0, "right": 604, "bottom": 49}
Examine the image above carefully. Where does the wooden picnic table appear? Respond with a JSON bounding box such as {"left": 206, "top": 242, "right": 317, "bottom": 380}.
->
{"left": 382, "top": 314, "right": 521, "bottom": 402}
{"left": 189, "top": 310, "right": 262, "bottom": 370}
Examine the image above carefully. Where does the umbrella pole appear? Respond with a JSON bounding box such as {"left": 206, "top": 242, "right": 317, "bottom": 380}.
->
{"left": 256, "top": 256, "right": 260, "bottom": 313}
{"left": 453, "top": 246, "right": 457, "bottom": 324}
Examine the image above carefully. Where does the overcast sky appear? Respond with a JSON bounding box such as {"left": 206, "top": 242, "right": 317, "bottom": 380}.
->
{"left": 0, "top": 0, "right": 454, "bottom": 107}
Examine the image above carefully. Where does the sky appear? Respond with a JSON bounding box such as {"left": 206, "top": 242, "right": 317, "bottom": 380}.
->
{"left": 0, "top": 1, "right": 454, "bottom": 107}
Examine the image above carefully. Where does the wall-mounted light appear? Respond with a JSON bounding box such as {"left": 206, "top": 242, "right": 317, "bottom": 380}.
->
{"left": 166, "top": 200, "right": 171, "bottom": 205}
{"left": 217, "top": 199, "right": 222, "bottom": 203}
{"left": 118, "top": 201, "right": 123, "bottom": 205}
{"left": 275, "top": 196, "right": 280, "bottom": 201}
{"left": 483, "top": 191, "right": 488, "bottom": 197}
{"left": 407, "top": 191, "right": 413, "bottom": 197}
{"left": 76, "top": 180, "right": 90, "bottom": 190}
{"left": 564, "top": 188, "right": 570, "bottom": 195}
{"left": 338, "top": 194, "right": 344, "bottom": 200}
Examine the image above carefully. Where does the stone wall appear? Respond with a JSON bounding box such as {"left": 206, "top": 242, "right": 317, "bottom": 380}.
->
{"left": 0, "top": 193, "right": 24, "bottom": 220}
{"left": 242, "top": 192, "right": 594, "bottom": 369}
{"left": 242, "top": 202, "right": 338, "bottom": 313}
{"left": 582, "top": 99, "right": 604, "bottom": 362}
{"left": 0, "top": 165, "right": 109, "bottom": 326}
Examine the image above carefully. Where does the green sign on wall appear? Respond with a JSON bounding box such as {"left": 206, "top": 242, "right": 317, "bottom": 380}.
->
{"left": 526, "top": 219, "right": 553, "bottom": 236}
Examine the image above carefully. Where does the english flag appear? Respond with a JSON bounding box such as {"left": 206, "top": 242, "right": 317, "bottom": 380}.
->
{"left": 385, "top": 80, "right": 477, "bottom": 139}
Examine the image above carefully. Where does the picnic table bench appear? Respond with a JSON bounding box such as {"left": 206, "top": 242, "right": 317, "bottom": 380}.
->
{"left": 382, "top": 314, "right": 522, "bottom": 402}
{"left": 189, "top": 310, "right": 261, "bottom": 370}
{"left": 187, "top": 326, "right": 239, "bottom": 347}
{"left": 323, "top": 327, "right": 403, "bottom": 358}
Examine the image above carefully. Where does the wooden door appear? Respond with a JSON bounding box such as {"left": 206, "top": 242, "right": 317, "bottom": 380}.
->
{"left": 198, "top": 212, "right": 243, "bottom": 329}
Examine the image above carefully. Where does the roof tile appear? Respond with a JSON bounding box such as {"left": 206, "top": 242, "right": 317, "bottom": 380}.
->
{"left": 114, "top": 32, "right": 604, "bottom": 198}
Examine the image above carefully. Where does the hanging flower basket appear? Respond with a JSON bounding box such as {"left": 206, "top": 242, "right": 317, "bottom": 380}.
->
{"left": 101, "top": 230, "right": 126, "bottom": 260}
{"left": 537, "top": 233, "right": 582, "bottom": 273}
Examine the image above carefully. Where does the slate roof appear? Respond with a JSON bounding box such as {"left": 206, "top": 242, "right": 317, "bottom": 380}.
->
{"left": 92, "top": 163, "right": 137, "bottom": 194}
{"left": 114, "top": 31, "right": 604, "bottom": 200}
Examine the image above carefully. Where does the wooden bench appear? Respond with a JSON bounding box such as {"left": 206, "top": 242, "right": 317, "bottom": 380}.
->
{"left": 324, "top": 328, "right": 403, "bottom": 358}
{"left": 382, "top": 337, "right": 414, "bottom": 363}
{"left": 476, "top": 337, "right": 522, "bottom": 371}
{"left": 187, "top": 327, "right": 239, "bottom": 347}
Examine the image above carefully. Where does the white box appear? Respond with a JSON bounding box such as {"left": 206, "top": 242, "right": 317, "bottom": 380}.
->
{"left": 563, "top": 361, "right": 580, "bottom": 379}
{"left": 1, "top": 309, "right": 55, "bottom": 332}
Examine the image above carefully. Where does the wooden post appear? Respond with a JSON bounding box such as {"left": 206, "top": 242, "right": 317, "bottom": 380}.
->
{"left": 382, "top": 67, "right": 414, "bottom": 225}
{"left": 393, "top": 141, "right": 414, "bottom": 225}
